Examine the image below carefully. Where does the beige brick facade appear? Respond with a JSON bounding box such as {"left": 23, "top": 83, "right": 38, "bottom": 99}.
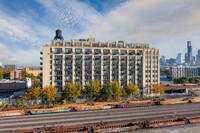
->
{"left": 42, "top": 38, "right": 160, "bottom": 95}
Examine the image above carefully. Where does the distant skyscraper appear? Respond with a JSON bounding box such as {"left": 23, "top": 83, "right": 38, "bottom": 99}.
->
{"left": 177, "top": 53, "right": 182, "bottom": 64}
{"left": 160, "top": 55, "right": 166, "bottom": 66}
{"left": 4, "top": 64, "right": 15, "bottom": 69}
{"left": 196, "top": 49, "right": 200, "bottom": 66}
{"left": 166, "top": 58, "right": 177, "bottom": 66}
{"left": 185, "top": 41, "right": 193, "bottom": 65}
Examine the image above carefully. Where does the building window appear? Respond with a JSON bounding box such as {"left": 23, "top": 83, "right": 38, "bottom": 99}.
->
{"left": 92, "top": 43, "right": 99, "bottom": 47}
{"left": 109, "top": 44, "right": 116, "bottom": 48}
{"left": 112, "top": 50, "right": 119, "bottom": 55}
{"left": 121, "top": 50, "right": 127, "bottom": 55}
{"left": 65, "top": 48, "right": 72, "bottom": 54}
{"left": 129, "top": 50, "right": 135, "bottom": 55}
{"left": 50, "top": 55, "right": 52, "bottom": 59}
{"left": 117, "top": 44, "right": 124, "bottom": 48}
{"left": 101, "top": 43, "right": 107, "bottom": 47}
{"left": 75, "top": 49, "right": 82, "bottom": 54}
{"left": 74, "top": 42, "right": 81, "bottom": 47}
{"left": 125, "top": 44, "right": 132, "bottom": 48}
{"left": 50, "top": 48, "right": 52, "bottom": 53}
{"left": 55, "top": 48, "right": 62, "bottom": 54}
{"left": 55, "top": 42, "right": 62, "bottom": 46}
{"left": 103, "top": 49, "right": 110, "bottom": 55}
{"left": 83, "top": 42, "right": 90, "bottom": 47}
{"left": 94, "top": 49, "right": 101, "bottom": 54}
{"left": 85, "top": 49, "right": 92, "bottom": 54}
{"left": 65, "top": 42, "right": 72, "bottom": 46}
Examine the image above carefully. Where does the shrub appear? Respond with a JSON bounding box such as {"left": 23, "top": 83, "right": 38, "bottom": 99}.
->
{"left": 15, "top": 100, "right": 26, "bottom": 108}
{"left": 1, "top": 101, "right": 6, "bottom": 108}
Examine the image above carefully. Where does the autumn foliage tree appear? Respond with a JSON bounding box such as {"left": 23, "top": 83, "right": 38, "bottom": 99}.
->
{"left": 63, "top": 82, "right": 82, "bottom": 101}
{"left": 43, "top": 84, "right": 57, "bottom": 103}
{"left": 0, "top": 72, "right": 3, "bottom": 80}
{"left": 125, "top": 83, "right": 139, "bottom": 97}
{"left": 85, "top": 80, "right": 101, "bottom": 98}
{"left": 111, "top": 81, "right": 122, "bottom": 98}
{"left": 22, "top": 87, "right": 42, "bottom": 101}
{"left": 150, "top": 84, "right": 165, "bottom": 95}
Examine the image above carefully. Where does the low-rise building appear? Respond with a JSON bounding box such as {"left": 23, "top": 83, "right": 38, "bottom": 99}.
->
{"left": 0, "top": 79, "right": 26, "bottom": 92}
{"left": 25, "top": 68, "right": 42, "bottom": 77}
{"left": 170, "top": 66, "right": 200, "bottom": 80}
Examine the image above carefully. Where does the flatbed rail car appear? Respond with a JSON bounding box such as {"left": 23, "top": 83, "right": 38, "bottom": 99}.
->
{"left": 42, "top": 116, "right": 200, "bottom": 133}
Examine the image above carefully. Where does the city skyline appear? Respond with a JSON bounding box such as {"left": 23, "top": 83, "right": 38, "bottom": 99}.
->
{"left": 0, "top": 0, "right": 200, "bottom": 66}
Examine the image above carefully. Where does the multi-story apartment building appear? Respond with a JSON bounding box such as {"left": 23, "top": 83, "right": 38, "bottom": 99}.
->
{"left": 170, "top": 66, "right": 200, "bottom": 80}
{"left": 42, "top": 30, "right": 160, "bottom": 95}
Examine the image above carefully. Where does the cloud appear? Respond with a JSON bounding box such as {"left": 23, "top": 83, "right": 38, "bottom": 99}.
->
{"left": 1, "top": 0, "right": 200, "bottom": 66}
{"left": 36, "top": 0, "right": 103, "bottom": 36}
{"left": 80, "top": 0, "right": 200, "bottom": 43}
{"left": 0, "top": 43, "right": 40, "bottom": 66}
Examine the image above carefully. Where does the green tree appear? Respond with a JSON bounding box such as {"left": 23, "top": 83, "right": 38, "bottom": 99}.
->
{"left": 101, "top": 82, "right": 113, "bottom": 101}
{"left": 188, "top": 77, "right": 194, "bottom": 83}
{"left": 43, "top": 84, "right": 57, "bottom": 103}
{"left": 15, "top": 100, "right": 26, "bottom": 108}
{"left": 1, "top": 101, "right": 6, "bottom": 108}
{"left": 125, "top": 83, "right": 139, "bottom": 96}
{"left": 180, "top": 77, "right": 188, "bottom": 84}
{"left": 161, "top": 69, "right": 171, "bottom": 79}
{"left": 21, "top": 71, "right": 28, "bottom": 80}
{"left": 174, "top": 78, "right": 180, "bottom": 84}
{"left": 195, "top": 79, "right": 200, "bottom": 83}
{"left": 21, "top": 71, "right": 36, "bottom": 81}
{"left": 111, "top": 81, "right": 122, "bottom": 97}
{"left": 63, "top": 82, "right": 82, "bottom": 100}
{"left": 85, "top": 80, "right": 101, "bottom": 98}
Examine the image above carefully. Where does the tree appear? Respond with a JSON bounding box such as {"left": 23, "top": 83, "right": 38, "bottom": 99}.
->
{"left": 1, "top": 101, "right": 6, "bottom": 108}
{"left": 85, "top": 80, "right": 101, "bottom": 98}
{"left": 174, "top": 78, "right": 180, "bottom": 84}
{"left": 161, "top": 69, "right": 171, "bottom": 80}
{"left": 101, "top": 82, "right": 113, "bottom": 100}
{"left": 22, "top": 87, "right": 42, "bottom": 100}
{"left": 0, "top": 72, "right": 3, "bottom": 80}
{"left": 150, "top": 84, "right": 165, "bottom": 95}
{"left": 62, "top": 99, "right": 67, "bottom": 105}
{"left": 195, "top": 79, "right": 200, "bottom": 83}
{"left": 63, "top": 82, "right": 82, "bottom": 100}
{"left": 21, "top": 71, "right": 36, "bottom": 81}
{"left": 15, "top": 100, "right": 26, "bottom": 108}
{"left": 180, "top": 77, "right": 188, "bottom": 84}
{"left": 125, "top": 83, "right": 139, "bottom": 96}
{"left": 188, "top": 77, "right": 194, "bottom": 83}
{"left": 111, "top": 81, "right": 122, "bottom": 97}
{"left": 43, "top": 84, "right": 57, "bottom": 103}
{"left": 33, "top": 79, "right": 42, "bottom": 87}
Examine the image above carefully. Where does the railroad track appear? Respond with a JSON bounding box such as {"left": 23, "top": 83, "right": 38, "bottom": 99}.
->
{"left": 1, "top": 103, "right": 200, "bottom": 132}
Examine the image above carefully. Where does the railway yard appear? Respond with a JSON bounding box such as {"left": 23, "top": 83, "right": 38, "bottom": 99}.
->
{"left": 1, "top": 102, "right": 200, "bottom": 133}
